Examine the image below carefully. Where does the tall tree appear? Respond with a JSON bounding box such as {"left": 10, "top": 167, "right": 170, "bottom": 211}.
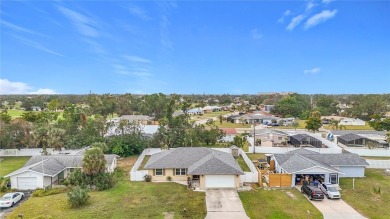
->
{"left": 82, "top": 147, "right": 106, "bottom": 176}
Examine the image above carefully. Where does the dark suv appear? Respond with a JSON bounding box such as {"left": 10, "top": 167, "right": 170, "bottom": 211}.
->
{"left": 301, "top": 186, "right": 324, "bottom": 200}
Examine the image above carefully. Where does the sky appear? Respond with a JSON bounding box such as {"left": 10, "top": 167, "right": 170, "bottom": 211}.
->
{"left": 1, "top": 0, "right": 389, "bottom": 95}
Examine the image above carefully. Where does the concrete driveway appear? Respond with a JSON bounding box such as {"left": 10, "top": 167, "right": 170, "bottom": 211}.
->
{"left": 205, "top": 189, "right": 249, "bottom": 219}
{"left": 297, "top": 186, "right": 367, "bottom": 219}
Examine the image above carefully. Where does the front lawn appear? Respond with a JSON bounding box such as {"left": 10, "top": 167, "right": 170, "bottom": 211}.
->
{"left": 236, "top": 155, "right": 250, "bottom": 172}
{"left": 246, "top": 153, "right": 267, "bottom": 161}
{"left": 239, "top": 189, "right": 323, "bottom": 219}
{"left": 7, "top": 157, "right": 207, "bottom": 219}
{"left": 362, "top": 156, "right": 390, "bottom": 160}
{"left": 0, "top": 157, "right": 30, "bottom": 177}
{"left": 339, "top": 169, "right": 390, "bottom": 219}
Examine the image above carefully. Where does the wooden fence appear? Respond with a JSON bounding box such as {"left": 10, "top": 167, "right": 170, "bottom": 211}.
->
{"left": 268, "top": 173, "right": 292, "bottom": 187}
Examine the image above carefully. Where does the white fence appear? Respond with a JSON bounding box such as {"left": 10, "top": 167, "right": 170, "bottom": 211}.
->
{"left": 239, "top": 148, "right": 258, "bottom": 183}
{"left": 345, "top": 148, "right": 390, "bottom": 157}
{"left": 0, "top": 148, "right": 85, "bottom": 156}
{"left": 129, "top": 148, "right": 162, "bottom": 181}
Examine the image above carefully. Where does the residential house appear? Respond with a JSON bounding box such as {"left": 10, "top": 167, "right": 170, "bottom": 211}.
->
{"left": 220, "top": 128, "right": 237, "bottom": 142}
{"left": 5, "top": 154, "right": 117, "bottom": 190}
{"left": 187, "top": 108, "right": 204, "bottom": 116}
{"left": 326, "top": 130, "right": 388, "bottom": 146}
{"left": 143, "top": 147, "right": 244, "bottom": 189}
{"left": 253, "top": 129, "right": 289, "bottom": 146}
{"left": 339, "top": 118, "right": 366, "bottom": 126}
{"left": 271, "top": 149, "right": 368, "bottom": 187}
{"left": 289, "top": 134, "right": 322, "bottom": 148}
{"left": 202, "top": 106, "right": 221, "bottom": 113}
{"left": 119, "top": 115, "right": 155, "bottom": 125}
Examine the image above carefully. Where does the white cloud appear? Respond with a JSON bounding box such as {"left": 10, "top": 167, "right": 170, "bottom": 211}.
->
{"left": 28, "top": 89, "right": 57, "bottom": 94}
{"left": 58, "top": 6, "right": 99, "bottom": 38}
{"left": 286, "top": 15, "right": 305, "bottom": 31}
{"left": 306, "top": 1, "right": 317, "bottom": 11}
{"left": 0, "top": 20, "right": 42, "bottom": 36}
{"left": 0, "top": 79, "right": 57, "bottom": 94}
{"left": 251, "top": 28, "right": 263, "bottom": 40}
{"left": 322, "top": 0, "right": 334, "bottom": 4}
{"left": 305, "top": 9, "right": 337, "bottom": 29}
{"left": 123, "top": 55, "right": 151, "bottom": 64}
{"left": 128, "top": 6, "right": 151, "bottom": 20}
{"left": 10, "top": 35, "right": 63, "bottom": 56}
{"left": 277, "top": 10, "right": 291, "bottom": 23}
{"left": 304, "top": 67, "right": 321, "bottom": 75}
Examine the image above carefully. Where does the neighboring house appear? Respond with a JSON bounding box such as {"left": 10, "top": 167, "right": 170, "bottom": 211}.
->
{"left": 254, "top": 129, "right": 289, "bottom": 146}
{"left": 187, "top": 108, "right": 203, "bottom": 115}
{"left": 202, "top": 106, "right": 221, "bottom": 113}
{"left": 119, "top": 115, "right": 155, "bottom": 125}
{"left": 271, "top": 149, "right": 368, "bottom": 187}
{"left": 31, "top": 106, "right": 42, "bottom": 111}
{"left": 220, "top": 128, "right": 237, "bottom": 142}
{"left": 326, "top": 130, "right": 388, "bottom": 144}
{"left": 339, "top": 118, "right": 366, "bottom": 126}
{"left": 5, "top": 154, "right": 117, "bottom": 190}
{"left": 141, "top": 125, "right": 159, "bottom": 138}
{"left": 172, "top": 110, "right": 185, "bottom": 117}
{"left": 289, "top": 134, "right": 322, "bottom": 148}
{"left": 337, "top": 133, "right": 389, "bottom": 148}
{"left": 263, "top": 105, "right": 275, "bottom": 113}
{"left": 143, "top": 147, "right": 244, "bottom": 189}
{"left": 227, "top": 113, "right": 276, "bottom": 124}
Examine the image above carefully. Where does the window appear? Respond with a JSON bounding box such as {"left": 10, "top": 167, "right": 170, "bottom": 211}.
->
{"left": 155, "top": 169, "right": 163, "bottom": 176}
{"left": 175, "top": 168, "right": 186, "bottom": 175}
{"left": 278, "top": 137, "right": 282, "bottom": 140}
{"left": 330, "top": 174, "right": 338, "bottom": 184}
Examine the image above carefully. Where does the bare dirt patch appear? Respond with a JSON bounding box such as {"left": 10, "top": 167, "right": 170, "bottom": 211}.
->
{"left": 163, "top": 212, "right": 174, "bottom": 219}
{"left": 117, "top": 156, "right": 138, "bottom": 172}
{"left": 285, "top": 191, "right": 297, "bottom": 200}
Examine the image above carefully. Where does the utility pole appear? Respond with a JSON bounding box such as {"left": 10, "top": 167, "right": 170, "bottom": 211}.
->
{"left": 253, "top": 121, "right": 256, "bottom": 154}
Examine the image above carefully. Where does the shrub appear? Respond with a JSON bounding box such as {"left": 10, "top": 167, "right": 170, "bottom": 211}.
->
{"left": 67, "top": 186, "right": 89, "bottom": 208}
{"left": 167, "top": 176, "right": 172, "bottom": 181}
{"left": 373, "top": 186, "right": 381, "bottom": 195}
{"left": 0, "top": 177, "right": 10, "bottom": 192}
{"left": 94, "top": 172, "right": 115, "bottom": 191}
{"left": 32, "top": 188, "right": 68, "bottom": 197}
{"left": 65, "top": 169, "right": 87, "bottom": 188}
{"left": 144, "top": 174, "right": 152, "bottom": 182}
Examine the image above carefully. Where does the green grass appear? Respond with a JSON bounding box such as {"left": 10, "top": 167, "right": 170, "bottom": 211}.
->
{"left": 6, "top": 109, "right": 26, "bottom": 119}
{"left": 246, "top": 153, "right": 267, "bottom": 161}
{"left": 191, "top": 111, "right": 230, "bottom": 120}
{"left": 323, "top": 124, "right": 374, "bottom": 130}
{"left": 7, "top": 157, "right": 206, "bottom": 219}
{"left": 339, "top": 169, "right": 390, "bottom": 219}
{"left": 210, "top": 120, "right": 251, "bottom": 128}
{"left": 236, "top": 155, "right": 250, "bottom": 172}
{"left": 239, "top": 189, "right": 323, "bottom": 219}
{"left": 8, "top": 181, "right": 206, "bottom": 219}
{"left": 273, "top": 120, "right": 307, "bottom": 130}
{"left": 138, "top": 155, "right": 151, "bottom": 170}
{"left": 0, "top": 157, "right": 30, "bottom": 177}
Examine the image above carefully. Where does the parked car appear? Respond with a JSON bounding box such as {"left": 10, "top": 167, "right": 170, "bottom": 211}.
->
{"left": 301, "top": 186, "right": 324, "bottom": 200}
{"left": 320, "top": 183, "right": 341, "bottom": 199}
{"left": 0, "top": 192, "right": 24, "bottom": 208}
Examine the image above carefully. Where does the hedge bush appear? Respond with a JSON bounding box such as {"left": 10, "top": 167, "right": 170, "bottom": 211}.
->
{"left": 67, "top": 186, "right": 89, "bottom": 208}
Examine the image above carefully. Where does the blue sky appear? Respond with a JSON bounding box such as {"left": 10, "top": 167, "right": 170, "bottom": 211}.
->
{"left": 1, "top": 0, "right": 389, "bottom": 94}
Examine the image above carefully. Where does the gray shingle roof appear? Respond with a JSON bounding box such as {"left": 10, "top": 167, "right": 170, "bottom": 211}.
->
{"left": 5, "top": 154, "right": 117, "bottom": 177}
{"left": 338, "top": 133, "right": 364, "bottom": 142}
{"left": 273, "top": 150, "right": 368, "bottom": 174}
{"left": 144, "top": 147, "right": 244, "bottom": 175}
{"left": 286, "top": 148, "right": 319, "bottom": 155}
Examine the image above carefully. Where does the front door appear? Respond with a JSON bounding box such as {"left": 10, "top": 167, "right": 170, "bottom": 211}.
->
{"left": 330, "top": 173, "right": 338, "bottom": 184}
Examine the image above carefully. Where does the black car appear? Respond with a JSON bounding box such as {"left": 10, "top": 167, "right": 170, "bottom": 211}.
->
{"left": 301, "top": 186, "right": 324, "bottom": 200}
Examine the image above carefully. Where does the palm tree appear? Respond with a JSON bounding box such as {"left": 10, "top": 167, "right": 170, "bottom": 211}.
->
{"left": 330, "top": 119, "right": 339, "bottom": 130}
{"left": 82, "top": 147, "right": 107, "bottom": 176}
{"left": 47, "top": 127, "right": 65, "bottom": 151}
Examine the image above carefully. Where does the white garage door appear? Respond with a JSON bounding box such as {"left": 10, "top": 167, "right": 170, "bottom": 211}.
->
{"left": 205, "top": 175, "right": 235, "bottom": 188}
{"left": 17, "top": 177, "right": 37, "bottom": 190}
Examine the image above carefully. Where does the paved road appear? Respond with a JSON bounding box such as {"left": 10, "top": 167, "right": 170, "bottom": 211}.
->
{"left": 205, "top": 189, "right": 249, "bottom": 219}
{"left": 366, "top": 159, "right": 390, "bottom": 169}
{"left": 296, "top": 186, "right": 367, "bottom": 219}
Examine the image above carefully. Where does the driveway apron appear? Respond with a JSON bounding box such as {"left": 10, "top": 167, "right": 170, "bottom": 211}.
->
{"left": 296, "top": 186, "right": 367, "bottom": 219}
{"left": 205, "top": 189, "right": 249, "bottom": 219}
